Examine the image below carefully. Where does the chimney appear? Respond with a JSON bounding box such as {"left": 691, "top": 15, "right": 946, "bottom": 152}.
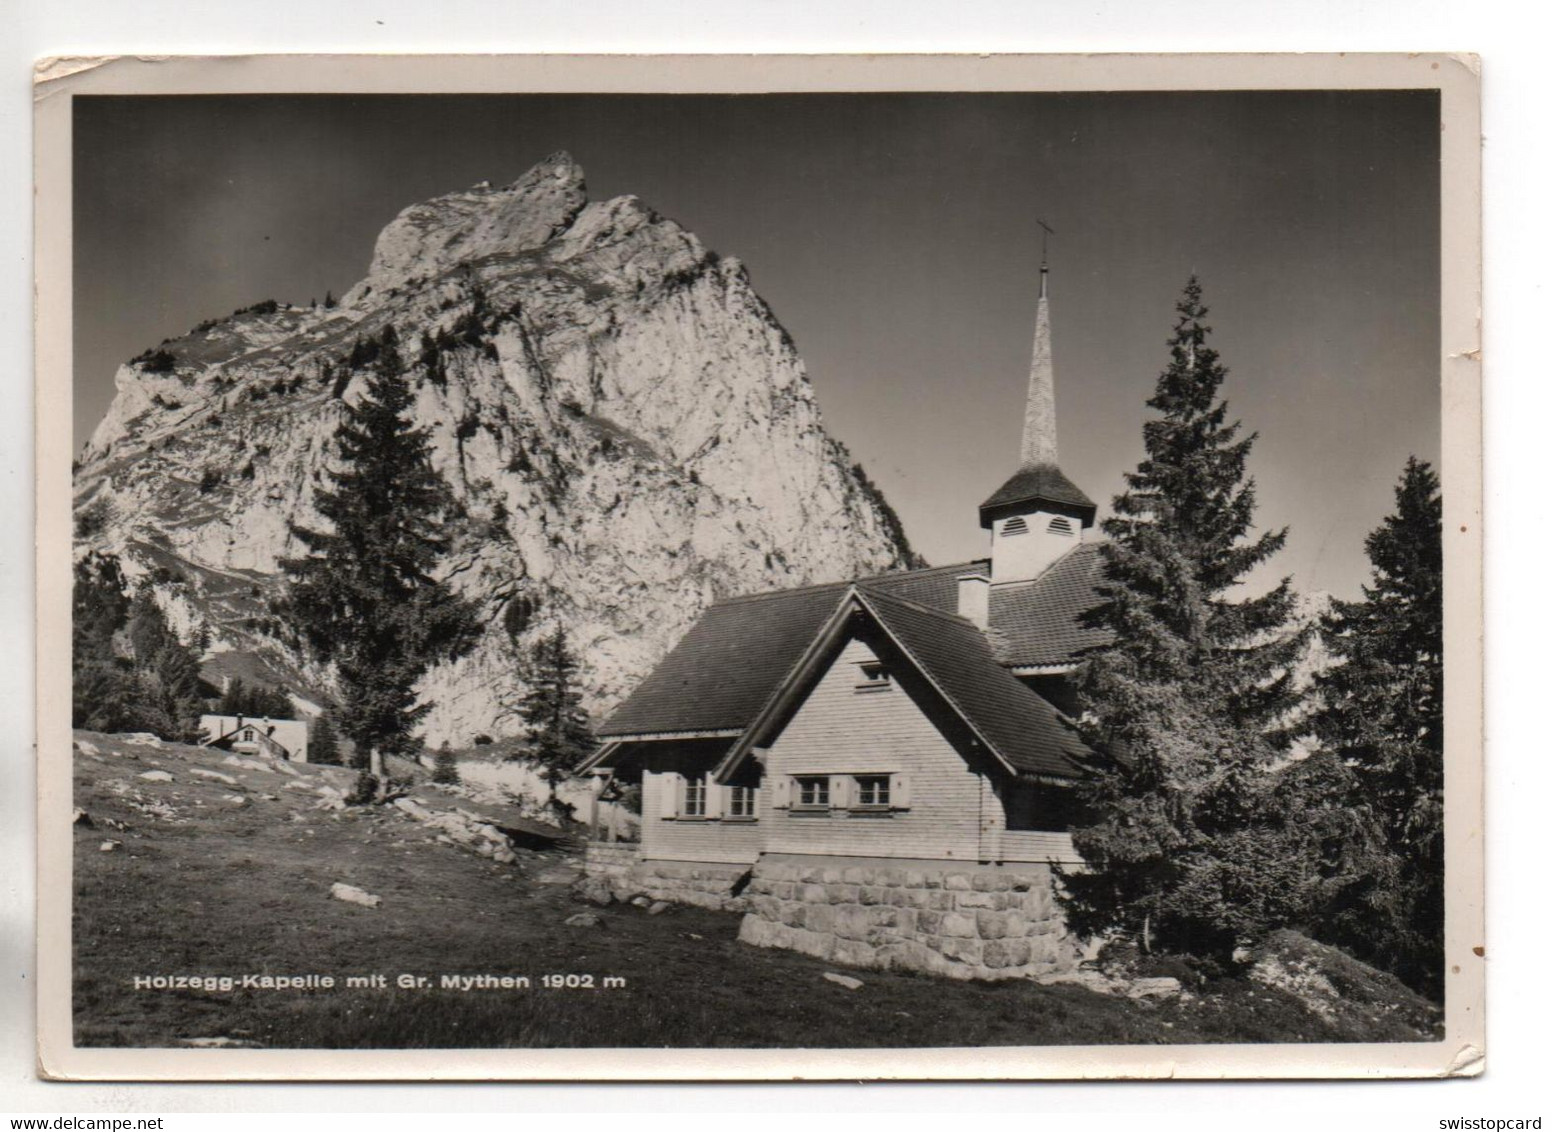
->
{"left": 957, "top": 573, "right": 989, "bottom": 630}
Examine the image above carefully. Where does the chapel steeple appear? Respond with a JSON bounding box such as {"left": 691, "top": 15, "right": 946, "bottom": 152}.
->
{"left": 978, "top": 254, "right": 1097, "bottom": 584}
{"left": 1020, "top": 264, "right": 1059, "bottom": 469}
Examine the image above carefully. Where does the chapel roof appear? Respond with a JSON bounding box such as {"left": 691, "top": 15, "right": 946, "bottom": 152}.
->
{"left": 596, "top": 561, "right": 977, "bottom": 739}
{"left": 856, "top": 588, "right": 1088, "bottom": 779}
{"left": 978, "top": 462, "right": 1097, "bottom": 527}
{"left": 596, "top": 544, "right": 1107, "bottom": 743}
{"left": 987, "top": 541, "right": 1113, "bottom": 667}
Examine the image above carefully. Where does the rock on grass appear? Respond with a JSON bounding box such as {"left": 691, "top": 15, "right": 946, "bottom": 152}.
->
{"left": 330, "top": 882, "right": 381, "bottom": 908}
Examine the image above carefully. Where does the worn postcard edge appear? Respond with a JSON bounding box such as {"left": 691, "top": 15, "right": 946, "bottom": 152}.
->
{"left": 32, "top": 51, "right": 1484, "bottom": 1082}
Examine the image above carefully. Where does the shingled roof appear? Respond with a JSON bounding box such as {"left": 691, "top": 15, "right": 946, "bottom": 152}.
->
{"left": 978, "top": 463, "right": 1096, "bottom": 527}
{"left": 596, "top": 562, "right": 976, "bottom": 738}
{"left": 988, "top": 541, "right": 1114, "bottom": 667}
{"left": 857, "top": 589, "right": 1088, "bottom": 779}
{"left": 597, "top": 545, "right": 1109, "bottom": 743}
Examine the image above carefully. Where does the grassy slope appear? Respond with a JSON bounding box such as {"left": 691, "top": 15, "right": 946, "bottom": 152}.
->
{"left": 73, "top": 732, "right": 1436, "bottom": 1050}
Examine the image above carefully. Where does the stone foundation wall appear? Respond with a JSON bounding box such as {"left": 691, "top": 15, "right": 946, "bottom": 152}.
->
{"left": 736, "top": 858, "right": 1082, "bottom": 981}
{"left": 582, "top": 842, "right": 749, "bottom": 910}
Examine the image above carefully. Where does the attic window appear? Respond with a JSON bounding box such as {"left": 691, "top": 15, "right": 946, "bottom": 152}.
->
{"left": 855, "top": 661, "right": 892, "bottom": 691}
{"left": 794, "top": 776, "right": 830, "bottom": 809}
{"left": 854, "top": 775, "right": 891, "bottom": 808}
{"left": 1001, "top": 516, "right": 1030, "bottom": 537}
{"left": 1047, "top": 516, "right": 1075, "bottom": 536}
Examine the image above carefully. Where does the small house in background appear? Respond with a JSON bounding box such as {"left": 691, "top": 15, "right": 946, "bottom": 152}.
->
{"left": 199, "top": 713, "right": 310, "bottom": 762}
{"left": 580, "top": 262, "right": 1110, "bottom": 981}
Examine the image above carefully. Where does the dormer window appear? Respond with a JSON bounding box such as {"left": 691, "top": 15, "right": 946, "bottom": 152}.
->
{"left": 1047, "top": 516, "right": 1075, "bottom": 536}
{"left": 1001, "top": 516, "right": 1030, "bottom": 537}
{"left": 855, "top": 661, "right": 892, "bottom": 692}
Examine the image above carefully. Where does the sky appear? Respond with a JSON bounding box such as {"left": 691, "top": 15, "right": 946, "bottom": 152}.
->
{"left": 73, "top": 91, "right": 1440, "bottom": 600}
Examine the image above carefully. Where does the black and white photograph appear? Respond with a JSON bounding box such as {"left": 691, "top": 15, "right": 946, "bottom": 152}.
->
{"left": 34, "top": 53, "right": 1481, "bottom": 1080}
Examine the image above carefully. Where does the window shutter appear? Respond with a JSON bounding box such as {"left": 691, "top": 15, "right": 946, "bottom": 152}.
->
{"left": 890, "top": 773, "right": 912, "bottom": 810}
{"left": 830, "top": 775, "right": 851, "bottom": 810}
{"left": 659, "top": 771, "right": 682, "bottom": 819}
{"left": 704, "top": 780, "right": 725, "bottom": 819}
{"left": 771, "top": 776, "right": 791, "bottom": 810}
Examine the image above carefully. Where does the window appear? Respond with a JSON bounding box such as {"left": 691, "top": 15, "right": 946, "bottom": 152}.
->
{"left": 795, "top": 776, "right": 830, "bottom": 808}
{"left": 1001, "top": 516, "right": 1029, "bottom": 537}
{"left": 854, "top": 775, "right": 891, "bottom": 807}
{"left": 682, "top": 774, "right": 707, "bottom": 817}
{"left": 728, "top": 785, "right": 757, "bottom": 818}
{"left": 1047, "top": 516, "right": 1075, "bottom": 536}
{"left": 855, "top": 661, "right": 891, "bottom": 691}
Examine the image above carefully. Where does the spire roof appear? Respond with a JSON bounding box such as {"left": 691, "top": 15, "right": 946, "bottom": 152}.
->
{"left": 1020, "top": 265, "right": 1058, "bottom": 468}
{"left": 979, "top": 260, "right": 1096, "bottom": 529}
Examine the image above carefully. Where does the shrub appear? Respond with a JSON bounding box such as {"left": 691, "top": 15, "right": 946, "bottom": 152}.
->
{"left": 75, "top": 499, "right": 110, "bottom": 540}
{"left": 135, "top": 349, "right": 177, "bottom": 374}
{"left": 432, "top": 744, "right": 460, "bottom": 785}
{"left": 344, "top": 769, "right": 379, "bottom": 806}
{"left": 502, "top": 593, "right": 540, "bottom": 643}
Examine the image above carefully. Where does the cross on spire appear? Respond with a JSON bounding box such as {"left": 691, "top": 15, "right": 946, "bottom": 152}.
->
{"left": 1037, "top": 220, "right": 1054, "bottom": 298}
{"left": 979, "top": 244, "right": 1097, "bottom": 541}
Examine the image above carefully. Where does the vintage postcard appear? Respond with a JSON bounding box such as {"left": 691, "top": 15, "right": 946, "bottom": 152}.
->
{"left": 35, "top": 53, "right": 1482, "bottom": 1080}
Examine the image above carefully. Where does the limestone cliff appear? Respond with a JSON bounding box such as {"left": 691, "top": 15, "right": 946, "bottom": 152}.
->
{"left": 74, "top": 152, "right": 920, "bottom": 744}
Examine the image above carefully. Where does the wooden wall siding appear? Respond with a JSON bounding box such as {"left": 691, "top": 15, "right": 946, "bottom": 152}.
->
{"left": 995, "top": 830, "right": 1082, "bottom": 865}
{"left": 623, "top": 639, "right": 1080, "bottom": 867}
{"left": 640, "top": 767, "right": 764, "bottom": 865}
{"left": 763, "top": 638, "right": 996, "bottom": 861}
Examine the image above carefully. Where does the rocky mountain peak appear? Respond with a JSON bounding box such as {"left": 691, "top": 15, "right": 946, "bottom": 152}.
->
{"left": 348, "top": 150, "right": 589, "bottom": 305}
{"left": 74, "top": 153, "right": 922, "bottom": 746}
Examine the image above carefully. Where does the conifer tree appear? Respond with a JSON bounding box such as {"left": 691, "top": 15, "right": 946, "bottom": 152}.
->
{"left": 516, "top": 627, "right": 595, "bottom": 809}
{"left": 217, "top": 676, "right": 293, "bottom": 718}
{"left": 216, "top": 677, "right": 249, "bottom": 716}
{"left": 1062, "top": 277, "right": 1308, "bottom": 957}
{"left": 72, "top": 565, "right": 208, "bottom": 740}
{"left": 282, "top": 325, "right": 478, "bottom": 784}
{"left": 73, "top": 552, "right": 130, "bottom": 665}
{"left": 432, "top": 741, "right": 461, "bottom": 785}
{"left": 1310, "top": 457, "right": 1443, "bottom": 991}
{"left": 309, "top": 712, "right": 341, "bottom": 765}
{"left": 127, "top": 587, "right": 174, "bottom": 666}
{"left": 72, "top": 553, "right": 137, "bottom": 732}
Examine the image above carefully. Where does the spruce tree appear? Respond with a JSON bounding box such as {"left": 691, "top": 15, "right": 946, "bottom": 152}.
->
{"left": 1062, "top": 277, "right": 1308, "bottom": 957}
{"left": 217, "top": 677, "right": 249, "bottom": 716}
{"left": 217, "top": 677, "right": 292, "bottom": 718}
{"left": 516, "top": 627, "right": 595, "bottom": 810}
{"left": 127, "top": 587, "right": 174, "bottom": 667}
{"left": 432, "top": 741, "right": 461, "bottom": 785}
{"left": 72, "top": 564, "right": 209, "bottom": 741}
{"left": 309, "top": 712, "right": 341, "bottom": 765}
{"left": 1310, "top": 457, "right": 1443, "bottom": 992}
{"left": 282, "top": 326, "right": 478, "bottom": 783}
{"left": 72, "top": 553, "right": 141, "bottom": 733}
